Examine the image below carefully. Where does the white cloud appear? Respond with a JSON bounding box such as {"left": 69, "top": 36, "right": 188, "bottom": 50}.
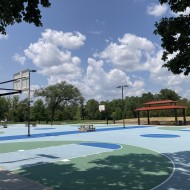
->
{"left": 24, "top": 29, "right": 84, "bottom": 81}
{"left": 95, "top": 33, "right": 190, "bottom": 99}
{"left": 72, "top": 58, "right": 145, "bottom": 101}
{"left": 41, "top": 29, "right": 86, "bottom": 49}
{"left": 42, "top": 57, "right": 142, "bottom": 101}
{"left": 147, "top": 3, "right": 168, "bottom": 17}
{"left": 17, "top": 29, "right": 190, "bottom": 101}
{"left": 145, "top": 50, "right": 190, "bottom": 89}
{"left": 95, "top": 33, "right": 155, "bottom": 71}
{"left": 13, "top": 53, "right": 26, "bottom": 65}
{"left": 0, "top": 34, "right": 8, "bottom": 40}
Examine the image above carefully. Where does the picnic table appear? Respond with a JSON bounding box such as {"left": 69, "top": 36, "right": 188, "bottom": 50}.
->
{"left": 78, "top": 125, "right": 96, "bottom": 132}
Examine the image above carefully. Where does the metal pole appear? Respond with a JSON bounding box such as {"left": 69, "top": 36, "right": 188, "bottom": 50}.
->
{"left": 28, "top": 71, "right": 31, "bottom": 136}
{"left": 116, "top": 85, "right": 128, "bottom": 128}
{"left": 122, "top": 86, "right": 126, "bottom": 128}
{"left": 27, "top": 69, "right": 36, "bottom": 136}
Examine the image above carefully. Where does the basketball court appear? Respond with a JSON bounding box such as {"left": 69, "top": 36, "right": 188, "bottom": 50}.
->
{"left": 0, "top": 71, "right": 189, "bottom": 189}
{"left": 0, "top": 124, "right": 190, "bottom": 189}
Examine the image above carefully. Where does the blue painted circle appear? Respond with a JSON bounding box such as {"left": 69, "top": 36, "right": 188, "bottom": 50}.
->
{"left": 141, "top": 134, "right": 180, "bottom": 138}
{"left": 79, "top": 142, "right": 121, "bottom": 149}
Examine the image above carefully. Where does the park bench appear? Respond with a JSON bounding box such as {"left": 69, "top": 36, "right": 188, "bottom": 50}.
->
{"left": 78, "top": 125, "right": 96, "bottom": 132}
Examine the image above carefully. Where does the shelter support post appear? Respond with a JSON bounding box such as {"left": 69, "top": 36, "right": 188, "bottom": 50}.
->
{"left": 183, "top": 109, "right": 186, "bottom": 125}
{"left": 137, "top": 111, "right": 140, "bottom": 125}
{"left": 174, "top": 109, "right": 178, "bottom": 126}
{"left": 147, "top": 110, "right": 150, "bottom": 125}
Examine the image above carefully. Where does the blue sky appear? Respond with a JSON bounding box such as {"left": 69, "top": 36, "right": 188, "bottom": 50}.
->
{"left": 0, "top": 0, "right": 190, "bottom": 101}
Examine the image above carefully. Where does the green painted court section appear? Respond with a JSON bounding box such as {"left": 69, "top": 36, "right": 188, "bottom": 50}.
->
{"left": 158, "top": 126, "right": 190, "bottom": 131}
{"left": 0, "top": 141, "right": 78, "bottom": 153}
{"left": 9, "top": 141, "right": 174, "bottom": 190}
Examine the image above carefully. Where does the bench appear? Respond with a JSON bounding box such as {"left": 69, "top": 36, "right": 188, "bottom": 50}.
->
{"left": 78, "top": 125, "right": 96, "bottom": 132}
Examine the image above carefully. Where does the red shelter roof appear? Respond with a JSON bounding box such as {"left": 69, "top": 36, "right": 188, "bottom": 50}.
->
{"left": 136, "top": 100, "right": 187, "bottom": 111}
{"left": 144, "top": 100, "right": 177, "bottom": 105}
{"left": 136, "top": 105, "right": 187, "bottom": 111}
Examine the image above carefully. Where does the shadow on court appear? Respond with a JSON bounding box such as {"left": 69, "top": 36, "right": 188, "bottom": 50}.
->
{"left": 155, "top": 150, "right": 190, "bottom": 190}
{"left": 14, "top": 152, "right": 173, "bottom": 190}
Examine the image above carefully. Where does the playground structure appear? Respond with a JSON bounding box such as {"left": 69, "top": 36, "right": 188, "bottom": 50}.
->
{"left": 135, "top": 100, "right": 187, "bottom": 125}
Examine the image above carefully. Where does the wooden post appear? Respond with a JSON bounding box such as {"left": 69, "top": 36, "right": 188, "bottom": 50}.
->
{"left": 147, "top": 110, "right": 150, "bottom": 125}
{"left": 174, "top": 109, "right": 178, "bottom": 125}
{"left": 183, "top": 109, "right": 186, "bottom": 125}
{"left": 137, "top": 111, "right": 140, "bottom": 125}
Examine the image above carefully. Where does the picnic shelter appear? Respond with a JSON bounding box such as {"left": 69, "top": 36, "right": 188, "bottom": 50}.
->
{"left": 135, "top": 100, "right": 187, "bottom": 125}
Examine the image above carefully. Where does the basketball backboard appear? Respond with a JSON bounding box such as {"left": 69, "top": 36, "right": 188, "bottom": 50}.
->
{"left": 13, "top": 69, "right": 29, "bottom": 91}
{"left": 99, "top": 105, "right": 105, "bottom": 112}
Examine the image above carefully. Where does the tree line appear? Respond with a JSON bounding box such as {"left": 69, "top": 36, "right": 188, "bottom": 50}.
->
{"left": 0, "top": 81, "right": 190, "bottom": 123}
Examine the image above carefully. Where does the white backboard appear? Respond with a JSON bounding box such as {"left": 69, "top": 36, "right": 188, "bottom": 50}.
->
{"left": 99, "top": 105, "right": 105, "bottom": 112}
{"left": 13, "top": 69, "right": 29, "bottom": 91}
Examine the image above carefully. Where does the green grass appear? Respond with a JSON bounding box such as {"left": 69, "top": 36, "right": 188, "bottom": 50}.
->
{"left": 12, "top": 141, "right": 173, "bottom": 190}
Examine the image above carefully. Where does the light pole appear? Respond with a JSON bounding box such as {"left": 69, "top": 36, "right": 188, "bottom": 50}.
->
{"left": 116, "top": 85, "right": 129, "bottom": 128}
{"left": 28, "top": 69, "right": 36, "bottom": 136}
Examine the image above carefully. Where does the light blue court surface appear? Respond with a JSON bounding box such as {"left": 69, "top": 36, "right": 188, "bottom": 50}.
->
{"left": 0, "top": 143, "right": 121, "bottom": 170}
{"left": 0, "top": 124, "right": 190, "bottom": 189}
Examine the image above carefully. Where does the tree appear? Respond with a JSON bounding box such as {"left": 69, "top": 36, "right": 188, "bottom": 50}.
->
{"left": 85, "top": 99, "right": 100, "bottom": 120}
{"left": 125, "top": 96, "right": 142, "bottom": 118}
{"left": 9, "top": 95, "right": 20, "bottom": 122}
{"left": 0, "top": 0, "right": 51, "bottom": 34}
{"left": 111, "top": 112, "right": 117, "bottom": 124}
{"left": 141, "top": 92, "right": 155, "bottom": 103}
{"left": 109, "top": 99, "right": 123, "bottom": 120}
{"left": 34, "top": 81, "right": 81, "bottom": 124}
{"left": 154, "top": 0, "right": 190, "bottom": 75}
{"left": 157, "top": 88, "right": 181, "bottom": 101}
{"left": 0, "top": 97, "right": 8, "bottom": 120}
{"left": 31, "top": 99, "right": 46, "bottom": 123}
{"left": 17, "top": 98, "right": 28, "bottom": 122}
